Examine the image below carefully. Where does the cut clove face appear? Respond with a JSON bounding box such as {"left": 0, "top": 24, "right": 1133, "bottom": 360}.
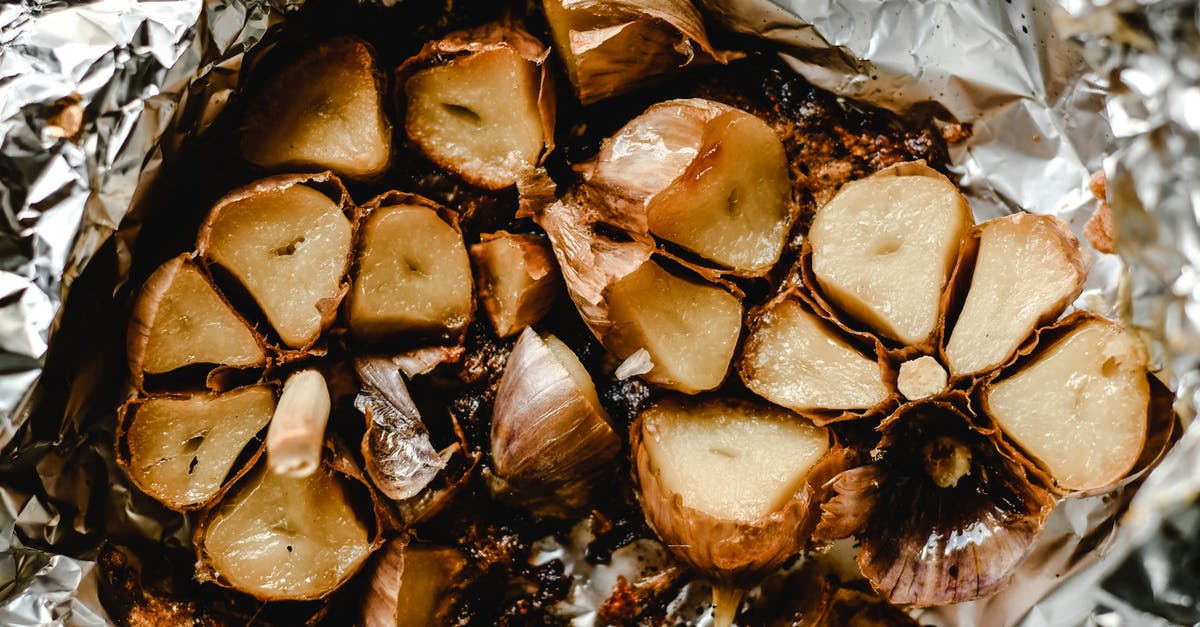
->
{"left": 362, "top": 541, "right": 467, "bottom": 627}
{"left": 354, "top": 357, "right": 446, "bottom": 501}
{"left": 400, "top": 23, "right": 555, "bottom": 190}
{"left": 984, "top": 315, "right": 1150, "bottom": 492}
{"left": 470, "top": 231, "right": 560, "bottom": 338}
{"left": 199, "top": 178, "right": 353, "bottom": 349}
{"left": 580, "top": 99, "right": 794, "bottom": 276}
{"left": 127, "top": 255, "right": 266, "bottom": 389}
{"left": 490, "top": 328, "right": 619, "bottom": 516}
{"left": 119, "top": 385, "right": 275, "bottom": 510}
{"left": 740, "top": 295, "right": 890, "bottom": 415}
{"left": 542, "top": 0, "right": 729, "bottom": 104}
{"left": 808, "top": 163, "right": 973, "bottom": 346}
{"left": 349, "top": 198, "right": 473, "bottom": 344}
{"left": 266, "top": 369, "right": 331, "bottom": 479}
{"left": 632, "top": 396, "right": 838, "bottom": 604}
{"left": 195, "top": 456, "right": 377, "bottom": 601}
{"left": 943, "top": 212, "right": 1090, "bottom": 376}
{"left": 241, "top": 37, "right": 391, "bottom": 180}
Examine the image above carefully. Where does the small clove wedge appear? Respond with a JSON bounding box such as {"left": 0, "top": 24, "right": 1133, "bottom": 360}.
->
{"left": 265, "top": 369, "right": 331, "bottom": 479}
{"left": 470, "top": 231, "right": 560, "bottom": 338}
{"left": 363, "top": 540, "right": 467, "bottom": 627}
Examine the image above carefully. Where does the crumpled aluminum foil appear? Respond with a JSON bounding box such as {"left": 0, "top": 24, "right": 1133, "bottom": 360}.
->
{"left": 0, "top": 0, "right": 1195, "bottom": 624}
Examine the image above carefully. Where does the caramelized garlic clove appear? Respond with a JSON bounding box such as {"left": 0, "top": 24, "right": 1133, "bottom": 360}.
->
{"left": 470, "top": 231, "right": 560, "bottom": 338}
{"left": 809, "top": 162, "right": 973, "bottom": 346}
{"left": 127, "top": 255, "right": 266, "bottom": 389}
{"left": 401, "top": 24, "right": 554, "bottom": 190}
{"left": 490, "top": 328, "right": 619, "bottom": 516}
{"left": 195, "top": 453, "right": 379, "bottom": 601}
{"left": 739, "top": 295, "right": 890, "bottom": 414}
{"left": 542, "top": 0, "right": 728, "bottom": 104}
{"left": 942, "top": 212, "right": 1090, "bottom": 376}
{"left": 363, "top": 540, "right": 467, "bottom": 627}
{"left": 118, "top": 385, "right": 275, "bottom": 511}
{"left": 241, "top": 37, "right": 391, "bottom": 180}
{"left": 984, "top": 315, "right": 1150, "bottom": 492}
{"left": 198, "top": 175, "right": 353, "bottom": 349}
{"left": 349, "top": 195, "right": 473, "bottom": 344}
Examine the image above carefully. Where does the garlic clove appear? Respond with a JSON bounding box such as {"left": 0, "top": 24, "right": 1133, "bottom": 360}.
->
{"left": 542, "top": 0, "right": 728, "bottom": 104}
{"left": 349, "top": 195, "right": 473, "bottom": 344}
{"left": 400, "top": 24, "right": 554, "bottom": 190}
{"left": 632, "top": 396, "right": 842, "bottom": 604}
{"left": 127, "top": 255, "right": 266, "bottom": 389}
{"left": 354, "top": 357, "right": 445, "bottom": 501}
{"left": 241, "top": 37, "right": 390, "bottom": 180}
{"left": 809, "top": 162, "right": 973, "bottom": 346}
{"left": 645, "top": 109, "right": 793, "bottom": 275}
{"left": 490, "top": 328, "right": 619, "bottom": 516}
{"left": 943, "top": 212, "right": 1090, "bottom": 376}
{"left": 195, "top": 453, "right": 378, "bottom": 601}
{"left": 118, "top": 385, "right": 275, "bottom": 511}
{"left": 470, "top": 231, "right": 560, "bottom": 338}
{"left": 198, "top": 176, "right": 353, "bottom": 349}
{"left": 535, "top": 196, "right": 742, "bottom": 393}
{"left": 265, "top": 369, "right": 330, "bottom": 479}
{"left": 363, "top": 540, "right": 467, "bottom": 627}
{"left": 984, "top": 314, "right": 1150, "bottom": 492}
{"left": 739, "top": 295, "right": 890, "bottom": 415}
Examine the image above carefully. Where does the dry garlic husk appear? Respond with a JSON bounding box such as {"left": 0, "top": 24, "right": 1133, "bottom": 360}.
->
{"left": 398, "top": 22, "right": 555, "bottom": 190}
{"left": 126, "top": 254, "right": 267, "bottom": 391}
{"left": 807, "top": 162, "right": 972, "bottom": 348}
{"left": 197, "top": 173, "right": 354, "bottom": 350}
{"left": 355, "top": 357, "right": 447, "bottom": 501}
{"left": 490, "top": 327, "right": 619, "bottom": 517}
{"left": 240, "top": 37, "right": 391, "bottom": 181}
{"left": 348, "top": 191, "right": 473, "bottom": 347}
{"left": 739, "top": 289, "right": 893, "bottom": 423}
{"left": 941, "top": 211, "right": 1090, "bottom": 377}
{"left": 815, "top": 399, "right": 1056, "bottom": 607}
{"left": 116, "top": 384, "right": 275, "bottom": 511}
{"left": 542, "top": 0, "right": 732, "bottom": 104}
{"left": 983, "top": 312, "right": 1177, "bottom": 495}
{"left": 470, "top": 231, "right": 561, "bottom": 338}
{"left": 535, "top": 196, "right": 743, "bottom": 393}
{"left": 362, "top": 539, "right": 468, "bottom": 627}
{"left": 632, "top": 396, "right": 846, "bottom": 625}
{"left": 194, "top": 445, "right": 384, "bottom": 601}
{"left": 578, "top": 98, "right": 795, "bottom": 276}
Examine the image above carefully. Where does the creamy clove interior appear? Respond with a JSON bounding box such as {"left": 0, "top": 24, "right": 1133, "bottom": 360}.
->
{"left": 985, "top": 316, "right": 1150, "bottom": 491}
{"left": 470, "top": 232, "right": 560, "bottom": 338}
{"left": 121, "top": 385, "right": 275, "bottom": 510}
{"left": 364, "top": 542, "right": 467, "bottom": 627}
{"left": 240, "top": 37, "right": 391, "bottom": 180}
{"left": 200, "top": 182, "right": 353, "bottom": 349}
{"left": 349, "top": 202, "right": 472, "bottom": 342}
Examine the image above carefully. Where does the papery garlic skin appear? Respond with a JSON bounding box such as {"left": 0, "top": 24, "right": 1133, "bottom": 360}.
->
{"left": 489, "top": 328, "right": 619, "bottom": 516}
{"left": 354, "top": 357, "right": 446, "bottom": 501}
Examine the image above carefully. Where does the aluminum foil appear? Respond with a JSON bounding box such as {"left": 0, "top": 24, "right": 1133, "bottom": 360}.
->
{"left": 0, "top": 0, "right": 1196, "bottom": 624}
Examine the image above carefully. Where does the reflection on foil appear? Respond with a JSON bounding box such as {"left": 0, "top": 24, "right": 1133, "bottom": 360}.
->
{"left": 0, "top": 0, "right": 1195, "bottom": 624}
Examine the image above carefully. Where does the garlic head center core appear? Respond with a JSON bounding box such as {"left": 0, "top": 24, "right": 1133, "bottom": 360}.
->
{"left": 897, "top": 355, "right": 948, "bottom": 401}
{"left": 922, "top": 436, "right": 973, "bottom": 489}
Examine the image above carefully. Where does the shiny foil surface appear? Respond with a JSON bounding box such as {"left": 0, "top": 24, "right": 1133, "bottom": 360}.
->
{"left": 0, "top": 0, "right": 1195, "bottom": 624}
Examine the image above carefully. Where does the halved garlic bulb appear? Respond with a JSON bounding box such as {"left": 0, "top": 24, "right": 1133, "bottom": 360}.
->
{"left": 490, "top": 328, "right": 619, "bottom": 516}
{"left": 400, "top": 23, "right": 554, "bottom": 189}
{"left": 542, "top": 0, "right": 728, "bottom": 104}
{"left": 581, "top": 99, "right": 793, "bottom": 276}
{"left": 118, "top": 385, "right": 274, "bottom": 510}
{"left": 984, "top": 315, "right": 1150, "bottom": 491}
{"left": 943, "top": 212, "right": 1090, "bottom": 376}
{"left": 739, "top": 294, "right": 890, "bottom": 415}
{"left": 195, "top": 455, "right": 377, "bottom": 601}
{"left": 241, "top": 37, "right": 391, "bottom": 180}
{"left": 198, "top": 175, "right": 353, "bottom": 349}
{"left": 470, "top": 231, "right": 560, "bottom": 338}
{"left": 349, "top": 195, "right": 472, "bottom": 344}
{"left": 808, "top": 162, "right": 973, "bottom": 346}
{"left": 127, "top": 255, "right": 265, "bottom": 389}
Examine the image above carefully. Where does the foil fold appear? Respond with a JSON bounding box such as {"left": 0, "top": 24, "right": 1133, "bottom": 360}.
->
{"left": 0, "top": 0, "right": 1196, "bottom": 624}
